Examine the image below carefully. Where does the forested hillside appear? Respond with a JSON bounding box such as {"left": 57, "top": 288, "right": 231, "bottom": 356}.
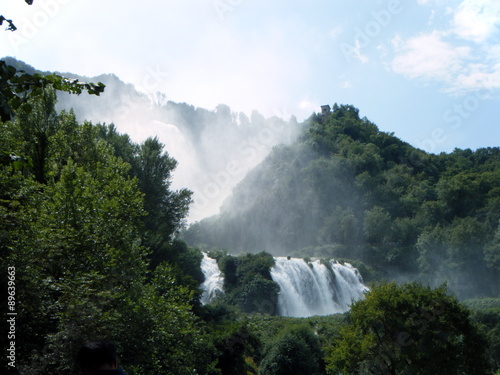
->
{"left": 1, "top": 59, "right": 498, "bottom": 374}
{"left": 185, "top": 104, "right": 500, "bottom": 299}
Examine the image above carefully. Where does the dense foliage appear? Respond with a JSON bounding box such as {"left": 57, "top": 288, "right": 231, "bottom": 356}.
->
{"left": 1, "top": 57, "right": 498, "bottom": 374}
{"left": 259, "top": 324, "right": 325, "bottom": 375}
{"left": 185, "top": 104, "right": 500, "bottom": 299}
{"left": 0, "top": 88, "right": 207, "bottom": 374}
{"left": 325, "top": 282, "right": 489, "bottom": 375}
{"left": 208, "top": 251, "right": 280, "bottom": 314}
{"left": 464, "top": 298, "right": 500, "bottom": 371}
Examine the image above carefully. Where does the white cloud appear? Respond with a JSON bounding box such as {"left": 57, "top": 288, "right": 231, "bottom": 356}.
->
{"left": 339, "top": 80, "right": 353, "bottom": 89}
{"left": 391, "top": 32, "right": 470, "bottom": 82}
{"left": 377, "top": 44, "right": 388, "bottom": 58}
{"left": 390, "top": 0, "right": 500, "bottom": 94}
{"left": 351, "top": 39, "right": 369, "bottom": 63}
{"left": 428, "top": 9, "right": 436, "bottom": 25}
{"left": 391, "top": 30, "right": 500, "bottom": 93}
{"left": 449, "top": 62, "right": 500, "bottom": 93}
{"left": 391, "top": 33, "right": 403, "bottom": 49}
{"left": 452, "top": 0, "right": 500, "bottom": 43}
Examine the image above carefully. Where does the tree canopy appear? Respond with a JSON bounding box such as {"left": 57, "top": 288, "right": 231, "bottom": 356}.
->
{"left": 0, "top": 86, "right": 207, "bottom": 374}
{"left": 325, "top": 282, "right": 489, "bottom": 375}
{"left": 259, "top": 324, "right": 325, "bottom": 375}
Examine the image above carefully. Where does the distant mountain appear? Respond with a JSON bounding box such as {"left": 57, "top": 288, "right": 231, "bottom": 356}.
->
{"left": 3, "top": 57, "right": 301, "bottom": 221}
{"left": 184, "top": 104, "right": 500, "bottom": 299}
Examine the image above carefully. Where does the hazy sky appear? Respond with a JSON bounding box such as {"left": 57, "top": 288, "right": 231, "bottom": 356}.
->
{"left": 2, "top": 0, "right": 499, "bottom": 153}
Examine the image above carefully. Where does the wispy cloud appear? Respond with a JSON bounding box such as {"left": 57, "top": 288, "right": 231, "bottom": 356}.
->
{"left": 351, "top": 39, "right": 369, "bottom": 63}
{"left": 427, "top": 9, "right": 436, "bottom": 25}
{"left": 450, "top": 62, "right": 500, "bottom": 93}
{"left": 452, "top": 0, "right": 500, "bottom": 43}
{"left": 391, "top": 31, "right": 470, "bottom": 82}
{"left": 391, "top": 0, "right": 500, "bottom": 94}
{"left": 339, "top": 80, "right": 353, "bottom": 89}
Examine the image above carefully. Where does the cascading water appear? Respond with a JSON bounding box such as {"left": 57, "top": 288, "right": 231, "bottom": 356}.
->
{"left": 200, "top": 253, "right": 224, "bottom": 305}
{"left": 270, "top": 257, "right": 369, "bottom": 317}
{"left": 199, "top": 254, "right": 368, "bottom": 317}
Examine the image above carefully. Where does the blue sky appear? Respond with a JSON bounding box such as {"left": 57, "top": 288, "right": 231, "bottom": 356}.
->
{"left": 2, "top": 0, "right": 499, "bottom": 153}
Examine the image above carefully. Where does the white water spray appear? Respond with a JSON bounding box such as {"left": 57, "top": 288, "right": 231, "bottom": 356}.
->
{"left": 199, "top": 254, "right": 368, "bottom": 316}
{"left": 270, "top": 257, "right": 368, "bottom": 317}
{"left": 200, "top": 253, "right": 224, "bottom": 304}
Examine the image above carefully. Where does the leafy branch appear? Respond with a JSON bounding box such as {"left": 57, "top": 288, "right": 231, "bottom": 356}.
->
{"left": 1, "top": 60, "right": 106, "bottom": 122}
{"left": 0, "top": 16, "right": 17, "bottom": 31}
{"left": 1, "top": 0, "right": 34, "bottom": 31}
{"left": 1, "top": 1, "right": 105, "bottom": 168}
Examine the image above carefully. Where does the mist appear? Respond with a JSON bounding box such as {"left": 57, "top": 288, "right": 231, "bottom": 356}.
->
{"left": 53, "top": 70, "right": 301, "bottom": 222}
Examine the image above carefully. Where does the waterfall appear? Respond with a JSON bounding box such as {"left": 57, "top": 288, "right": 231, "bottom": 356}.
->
{"left": 200, "top": 253, "right": 224, "bottom": 304}
{"left": 270, "top": 257, "right": 368, "bottom": 317}
{"left": 199, "top": 254, "right": 368, "bottom": 317}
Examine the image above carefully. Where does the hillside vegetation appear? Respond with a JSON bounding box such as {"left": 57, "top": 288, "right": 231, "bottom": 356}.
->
{"left": 186, "top": 104, "right": 500, "bottom": 299}
{"left": 1, "top": 59, "right": 498, "bottom": 374}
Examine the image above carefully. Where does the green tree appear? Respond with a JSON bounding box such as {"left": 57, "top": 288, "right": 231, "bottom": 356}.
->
{"left": 485, "top": 222, "right": 500, "bottom": 272}
{"left": 115, "top": 263, "right": 215, "bottom": 375}
{"left": 0, "top": 167, "right": 46, "bottom": 371}
{"left": 321, "top": 206, "right": 360, "bottom": 246}
{"left": 1, "top": 17, "right": 103, "bottom": 168}
{"left": 417, "top": 217, "right": 495, "bottom": 298}
{"left": 466, "top": 299, "right": 500, "bottom": 372}
{"left": 259, "top": 324, "right": 325, "bottom": 375}
{"left": 363, "top": 206, "right": 392, "bottom": 246}
{"left": 10, "top": 139, "right": 147, "bottom": 374}
{"left": 436, "top": 173, "right": 483, "bottom": 220}
{"left": 207, "top": 321, "right": 260, "bottom": 375}
{"left": 325, "top": 282, "right": 489, "bottom": 375}
{"left": 134, "top": 137, "right": 192, "bottom": 244}
{"left": 13, "top": 88, "right": 59, "bottom": 183}
{"left": 98, "top": 127, "right": 194, "bottom": 272}
{"left": 216, "top": 252, "right": 279, "bottom": 314}
{"left": 0, "top": 89, "right": 217, "bottom": 374}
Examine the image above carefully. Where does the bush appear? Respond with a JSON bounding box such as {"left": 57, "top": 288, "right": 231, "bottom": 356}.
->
{"left": 326, "top": 282, "right": 490, "bottom": 375}
{"left": 215, "top": 252, "right": 280, "bottom": 314}
{"left": 259, "top": 324, "right": 325, "bottom": 375}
